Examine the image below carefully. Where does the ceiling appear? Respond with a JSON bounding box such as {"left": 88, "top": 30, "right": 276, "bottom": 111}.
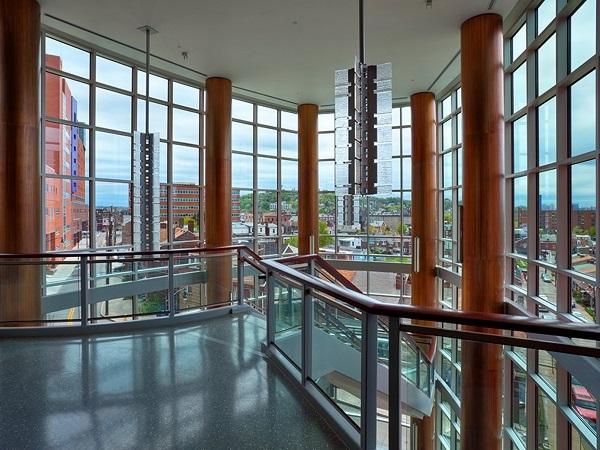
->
{"left": 39, "top": 0, "right": 519, "bottom": 106}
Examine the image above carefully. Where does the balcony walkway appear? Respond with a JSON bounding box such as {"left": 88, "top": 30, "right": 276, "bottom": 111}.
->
{"left": 0, "top": 312, "right": 345, "bottom": 449}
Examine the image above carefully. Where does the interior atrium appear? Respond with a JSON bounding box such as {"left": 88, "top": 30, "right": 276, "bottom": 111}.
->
{"left": 1, "top": 0, "right": 600, "bottom": 449}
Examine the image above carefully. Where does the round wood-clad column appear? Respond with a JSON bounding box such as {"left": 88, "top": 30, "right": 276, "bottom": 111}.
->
{"left": 410, "top": 92, "right": 437, "bottom": 450}
{"left": 460, "top": 13, "right": 504, "bottom": 450}
{"left": 411, "top": 92, "right": 437, "bottom": 310}
{"left": 205, "top": 77, "right": 232, "bottom": 304}
{"left": 298, "top": 104, "right": 319, "bottom": 255}
{"left": 0, "top": 0, "right": 41, "bottom": 323}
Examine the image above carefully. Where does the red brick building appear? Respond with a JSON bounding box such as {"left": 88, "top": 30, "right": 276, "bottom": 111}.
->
{"left": 44, "top": 54, "right": 89, "bottom": 251}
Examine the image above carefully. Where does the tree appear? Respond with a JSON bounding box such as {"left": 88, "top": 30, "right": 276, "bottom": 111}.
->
{"left": 396, "top": 223, "right": 409, "bottom": 235}
{"left": 285, "top": 220, "right": 333, "bottom": 249}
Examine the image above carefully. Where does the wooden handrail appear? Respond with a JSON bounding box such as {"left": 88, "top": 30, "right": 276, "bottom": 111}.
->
{"left": 0, "top": 244, "right": 247, "bottom": 259}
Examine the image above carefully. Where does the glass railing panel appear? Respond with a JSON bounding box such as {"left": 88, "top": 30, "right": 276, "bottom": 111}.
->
{"left": 272, "top": 275, "right": 302, "bottom": 367}
{"left": 402, "top": 340, "right": 418, "bottom": 385}
{"left": 242, "top": 264, "right": 266, "bottom": 313}
{"left": 172, "top": 254, "right": 206, "bottom": 313}
{"left": 311, "top": 295, "right": 363, "bottom": 428}
{"left": 2, "top": 259, "right": 81, "bottom": 326}
{"left": 204, "top": 252, "right": 236, "bottom": 307}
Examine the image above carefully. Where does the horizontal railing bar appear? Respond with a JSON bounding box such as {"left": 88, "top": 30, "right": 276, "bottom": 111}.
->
{"left": 0, "top": 244, "right": 245, "bottom": 259}
{"left": 402, "top": 323, "right": 600, "bottom": 358}
{"left": 262, "top": 258, "right": 600, "bottom": 342}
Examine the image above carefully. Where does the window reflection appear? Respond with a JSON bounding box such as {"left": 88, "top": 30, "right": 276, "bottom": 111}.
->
{"left": 538, "top": 98, "right": 556, "bottom": 165}
{"left": 537, "top": 34, "right": 556, "bottom": 95}
{"left": 513, "top": 63, "right": 527, "bottom": 113}
{"left": 95, "top": 132, "right": 131, "bottom": 180}
{"left": 96, "top": 87, "right": 131, "bottom": 132}
{"left": 513, "top": 176, "right": 527, "bottom": 256}
{"left": 570, "top": 160, "right": 596, "bottom": 277}
{"left": 513, "top": 115, "right": 527, "bottom": 173}
{"left": 538, "top": 170, "right": 557, "bottom": 263}
{"left": 570, "top": 0, "right": 596, "bottom": 71}
{"left": 570, "top": 71, "right": 596, "bottom": 156}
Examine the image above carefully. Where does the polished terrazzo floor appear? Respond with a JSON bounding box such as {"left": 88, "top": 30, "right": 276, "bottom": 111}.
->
{"left": 0, "top": 312, "right": 346, "bottom": 449}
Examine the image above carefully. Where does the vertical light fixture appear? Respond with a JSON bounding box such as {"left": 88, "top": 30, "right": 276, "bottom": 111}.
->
{"left": 133, "top": 25, "right": 160, "bottom": 252}
{"left": 335, "top": 0, "right": 393, "bottom": 229}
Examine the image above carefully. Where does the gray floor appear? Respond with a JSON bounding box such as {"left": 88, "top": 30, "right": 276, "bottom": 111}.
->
{"left": 0, "top": 312, "right": 346, "bottom": 450}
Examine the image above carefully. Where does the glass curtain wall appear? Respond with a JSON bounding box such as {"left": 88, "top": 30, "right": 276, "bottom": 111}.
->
{"left": 231, "top": 99, "right": 299, "bottom": 256}
{"left": 317, "top": 107, "right": 413, "bottom": 302}
{"left": 505, "top": 0, "right": 599, "bottom": 448}
{"left": 435, "top": 85, "right": 463, "bottom": 450}
{"left": 42, "top": 34, "right": 205, "bottom": 254}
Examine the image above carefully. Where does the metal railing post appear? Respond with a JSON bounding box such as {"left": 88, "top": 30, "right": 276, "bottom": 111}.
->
{"left": 303, "top": 258, "right": 315, "bottom": 383}
{"left": 266, "top": 270, "right": 275, "bottom": 345}
{"left": 237, "top": 251, "right": 244, "bottom": 306}
{"left": 168, "top": 254, "right": 175, "bottom": 318}
{"left": 361, "top": 312, "right": 378, "bottom": 450}
{"left": 302, "top": 284, "right": 313, "bottom": 384}
{"left": 80, "top": 256, "right": 89, "bottom": 327}
{"left": 389, "top": 316, "right": 402, "bottom": 450}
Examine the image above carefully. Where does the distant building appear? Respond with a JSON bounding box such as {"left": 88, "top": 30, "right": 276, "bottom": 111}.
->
{"left": 44, "top": 54, "right": 89, "bottom": 251}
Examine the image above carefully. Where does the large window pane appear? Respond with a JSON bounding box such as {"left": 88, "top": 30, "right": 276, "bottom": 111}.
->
{"left": 173, "top": 145, "right": 199, "bottom": 184}
{"left": 537, "top": 390, "right": 556, "bottom": 450}
{"left": 281, "top": 159, "right": 298, "bottom": 191}
{"left": 570, "top": 71, "right": 596, "bottom": 156}
{"left": 513, "top": 115, "right": 528, "bottom": 173}
{"left": 137, "top": 100, "right": 168, "bottom": 137}
{"left": 538, "top": 170, "right": 557, "bottom": 263}
{"left": 96, "top": 87, "right": 131, "bottom": 133}
{"left": 173, "top": 108, "right": 199, "bottom": 145}
{"left": 173, "top": 82, "right": 200, "bottom": 109}
{"left": 137, "top": 71, "right": 168, "bottom": 101}
{"left": 318, "top": 161, "right": 334, "bottom": 191}
{"left": 45, "top": 37, "right": 90, "bottom": 79}
{"left": 257, "top": 157, "right": 277, "bottom": 190}
{"left": 538, "top": 97, "right": 556, "bottom": 165}
{"left": 282, "top": 132, "right": 298, "bottom": 158}
{"left": 232, "top": 153, "right": 253, "bottom": 189}
{"left": 537, "top": 34, "right": 556, "bottom": 95}
{"left": 95, "top": 132, "right": 131, "bottom": 180}
{"left": 318, "top": 113, "right": 334, "bottom": 131}
{"left": 570, "top": 0, "right": 596, "bottom": 71}
{"left": 537, "top": 0, "right": 555, "bottom": 35}
{"left": 232, "top": 99, "right": 253, "bottom": 121}
{"left": 95, "top": 182, "right": 132, "bottom": 247}
{"left": 571, "top": 160, "right": 596, "bottom": 276}
{"left": 45, "top": 123, "right": 89, "bottom": 177}
{"left": 319, "top": 133, "right": 334, "bottom": 159}
{"left": 442, "top": 119, "right": 452, "bottom": 150}
{"left": 402, "top": 128, "right": 412, "bottom": 156}
{"left": 45, "top": 179, "right": 89, "bottom": 251}
{"left": 232, "top": 122, "right": 253, "bottom": 152}
{"left": 281, "top": 111, "right": 297, "bottom": 131}
{"left": 257, "top": 126, "right": 277, "bottom": 156}
{"left": 513, "top": 176, "right": 527, "bottom": 256}
{"left": 257, "top": 106, "right": 277, "bottom": 126}
{"left": 512, "top": 365, "right": 527, "bottom": 443}
{"left": 443, "top": 153, "right": 453, "bottom": 188}
{"left": 96, "top": 56, "right": 131, "bottom": 91}
{"left": 513, "top": 63, "right": 527, "bottom": 113}
{"left": 401, "top": 158, "right": 412, "bottom": 190}
{"left": 45, "top": 73, "right": 90, "bottom": 124}
{"left": 512, "top": 24, "right": 527, "bottom": 62}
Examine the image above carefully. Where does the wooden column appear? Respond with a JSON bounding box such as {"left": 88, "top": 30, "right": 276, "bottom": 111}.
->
{"left": 410, "top": 92, "right": 437, "bottom": 450}
{"left": 205, "top": 77, "right": 232, "bottom": 304}
{"left": 460, "top": 14, "right": 504, "bottom": 450}
{"left": 298, "top": 104, "right": 319, "bottom": 255}
{"left": 0, "top": 0, "right": 41, "bottom": 323}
